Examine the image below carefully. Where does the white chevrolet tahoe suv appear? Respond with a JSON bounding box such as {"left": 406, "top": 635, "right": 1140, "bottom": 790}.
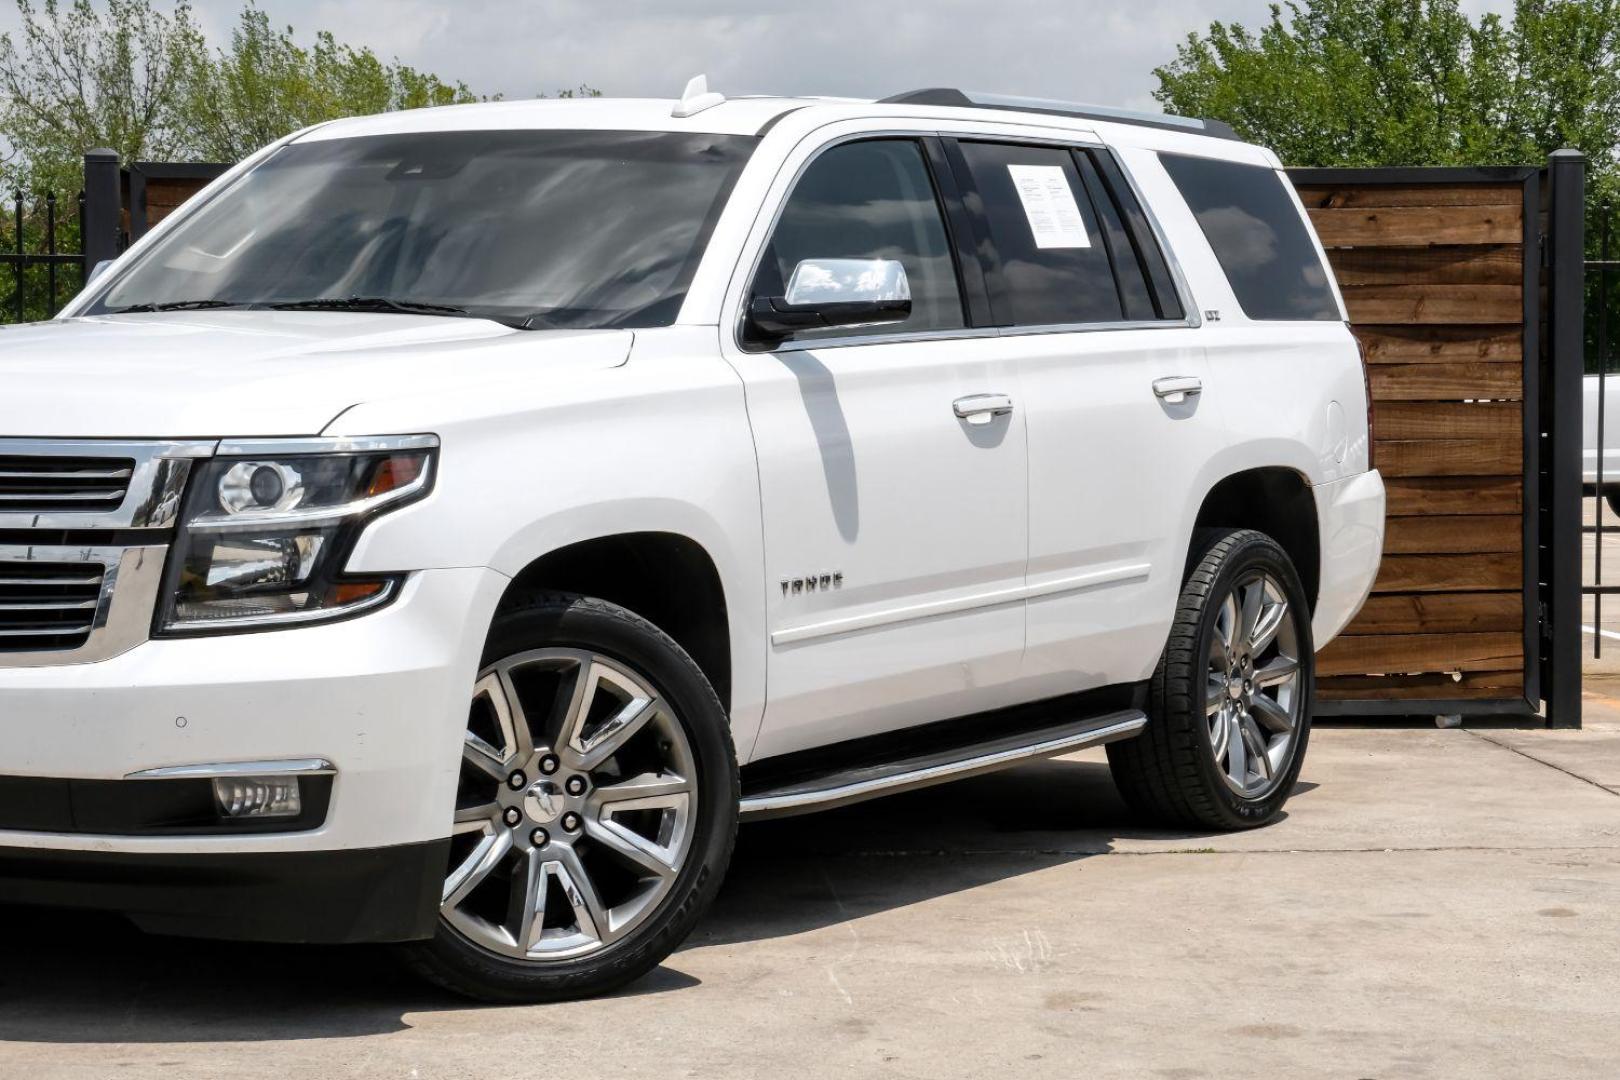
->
{"left": 0, "top": 85, "right": 1384, "bottom": 1001}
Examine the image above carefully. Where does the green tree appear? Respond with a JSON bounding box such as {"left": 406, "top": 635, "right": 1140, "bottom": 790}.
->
{"left": 1155, "top": 0, "right": 1620, "bottom": 202}
{"left": 0, "top": 0, "right": 206, "bottom": 194}
{"left": 172, "top": 6, "right": 478, "bottom": 162}
{"left": 0, "top": 0, "right": 494, "bottom": 193}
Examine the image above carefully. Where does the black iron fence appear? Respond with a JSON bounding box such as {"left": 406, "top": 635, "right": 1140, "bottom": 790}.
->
{"left": 0, "top": 189, "right": 86, "bottom": 323}
{"left": 0, "top": 150, "right": 229, "bottom": 325}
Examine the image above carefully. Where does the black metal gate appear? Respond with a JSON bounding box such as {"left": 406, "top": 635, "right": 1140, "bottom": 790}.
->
{"left": 1, "top": 150, "right": 229, "bottom": 325}
{"left": 0, "top": 190, "right": 86, "bottom": 323}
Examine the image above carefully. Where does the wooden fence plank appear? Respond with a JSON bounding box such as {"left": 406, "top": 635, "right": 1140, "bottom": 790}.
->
{"left": 1370, "top": 362, "right": 1522, "bottom": 401}
{"left": 1326, "top": 245, "right": 1522, "bottom": 286}
{"left": 1376, "top": 437, "right": 1521, "bottom": 477}
{"left": 1290, "top": 175, "right": 1533, "bottom": 709}
{"left": 1318, "top": 670, "right": 1525, "bottom": 700}
{"left": 1342, "top": 284, "right": 1522, "bottom": 325}
{"left": 1372, "top": 552, "right": 1521, "bottom": 593}
{"left": 1355, "top": 325, "right": 1522, "bottom": 363}
{"left": 1308, "top": 205, "right": 1523, "bottom": 247}
{"left": 1295, "top": 185, "right": 1522, "bottom": 210}
{"left": 1339, "top": 592, "right": 1521, "bottom": 635}
{"left": 1383, "top": 476, "right": 1522, "bottom": 516}
{"left": 1375, "top": 401, "right": 1521, "bottom": 441}
{"left": 1317, "top": 632, "right": 1522, "bottom": 676}
{"left": 1383, "top": 515, "right": 1521, "bottom": 554}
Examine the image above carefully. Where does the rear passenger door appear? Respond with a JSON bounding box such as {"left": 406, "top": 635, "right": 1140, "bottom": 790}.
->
{"left": 944, "top": 138, "right": 1218, "bottom": 699}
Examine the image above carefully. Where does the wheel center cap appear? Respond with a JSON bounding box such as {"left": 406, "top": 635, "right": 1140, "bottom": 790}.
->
{"left": 1227, "top": 678, "right": 1245, "bottom": 702}
{"left": 523, "top": 779, "right": 564, "bottom": 824}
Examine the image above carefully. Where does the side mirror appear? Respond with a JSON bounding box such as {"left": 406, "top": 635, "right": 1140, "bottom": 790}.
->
{"left": 85, "top": 259, "right": 116, "bottom": 286}
{"left": 747, "top": 258, "right": 912, "bottom": 343}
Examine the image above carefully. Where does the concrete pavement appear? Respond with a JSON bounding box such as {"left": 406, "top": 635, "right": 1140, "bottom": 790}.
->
{"left": 3, "top": 690, "right": 1620, "bottom": 1079}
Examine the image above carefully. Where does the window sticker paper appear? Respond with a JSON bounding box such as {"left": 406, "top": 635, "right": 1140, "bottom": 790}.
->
{"left": 1006, "top": 164, "right": 1092, "bottom": 249}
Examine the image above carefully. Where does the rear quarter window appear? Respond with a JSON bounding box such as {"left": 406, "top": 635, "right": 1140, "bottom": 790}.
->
{"left": 1159, "top": 153, "right": 1341, "bottom": 322}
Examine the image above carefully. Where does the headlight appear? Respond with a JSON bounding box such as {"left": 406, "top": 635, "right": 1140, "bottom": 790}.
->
{"left": 156, "top": 435, "right": 437, "bottom": 634}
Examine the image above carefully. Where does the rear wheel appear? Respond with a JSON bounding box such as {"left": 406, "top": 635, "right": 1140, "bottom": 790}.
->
{"left": 403, "top": 593, "right": 737, "bottom": 1002}
{"left": 1107, "top": 529, "right": 1312, "bottom": 830}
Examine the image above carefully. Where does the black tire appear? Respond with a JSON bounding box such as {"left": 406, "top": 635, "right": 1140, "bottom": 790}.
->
{"left": 1106, "top": 529, "right": 1314, "bottom": 831}
{"left": 1606, "top": 488, "right": 1620, "bottom": 519}
{"left": 402, "top": 592, "right": 738, "bottom": 1002}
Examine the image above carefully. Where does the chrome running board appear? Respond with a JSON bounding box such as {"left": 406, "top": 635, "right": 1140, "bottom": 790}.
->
{"left": 738, "top": 709, "right": 1147, "bottom": 820}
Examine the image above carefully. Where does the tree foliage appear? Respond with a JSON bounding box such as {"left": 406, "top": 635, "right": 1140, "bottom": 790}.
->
{"left": 172, "top": 6, "right": 477, "bottom": 162}
{"left": 0, "top": 0, "right": 201, "bottom": 192}
{"left": 0, "top": 0, "right": 487, "bottom": 194}
{"left": 1156, "top": 0, "right": 1620, "bottom": 199}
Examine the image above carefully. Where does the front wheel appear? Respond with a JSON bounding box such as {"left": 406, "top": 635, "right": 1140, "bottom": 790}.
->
{"left": 403, "top": 593, "right": 738, "bottom": 1002}
{"left": 1107, "top": 529, "right": 1313, "bottom": 830}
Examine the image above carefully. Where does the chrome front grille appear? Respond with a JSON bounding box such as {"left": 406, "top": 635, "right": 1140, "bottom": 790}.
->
{"left": 0, "top": 455, "right": 135, "bottom": 514}
{"left": 0, "top": 560, "right": 106, "bottom": 651}
{"left": 0, "top": 438, "right": 216, "bottom": 668}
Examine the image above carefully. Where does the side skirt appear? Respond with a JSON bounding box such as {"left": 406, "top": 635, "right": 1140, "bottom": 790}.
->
{"left": 739, "top": 682, "right": 1149, "bottom": 820}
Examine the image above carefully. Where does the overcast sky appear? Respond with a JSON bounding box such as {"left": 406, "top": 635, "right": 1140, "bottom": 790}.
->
{"left": 2, "top": 0, "right": 1519, "bottom": 113}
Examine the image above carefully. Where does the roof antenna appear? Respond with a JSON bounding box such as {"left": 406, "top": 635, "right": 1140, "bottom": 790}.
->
{"left": 672, "top": 74, "right": 726, "bottom": 118}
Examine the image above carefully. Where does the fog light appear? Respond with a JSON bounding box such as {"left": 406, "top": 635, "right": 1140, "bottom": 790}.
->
{"left": 212, "top": 775, "right": 303, "bottom": 819}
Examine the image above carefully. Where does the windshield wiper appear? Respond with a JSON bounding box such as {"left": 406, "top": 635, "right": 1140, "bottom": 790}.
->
{"left": 109, "top": 299, "right": 249, "bottom": 313}
{"left": 269, "top": 296, "right": 471, "bottom": 317}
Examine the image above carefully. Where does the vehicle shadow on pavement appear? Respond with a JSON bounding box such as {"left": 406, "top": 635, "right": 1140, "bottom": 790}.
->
{"left": 0, "top": 757, "right": 1253, "bottom": 1041}
{"left": 694, "top": 754, "right": 1265, "bottom": 949}
{"left": 0, "top": 908, "right": 703, "bottom": 1042}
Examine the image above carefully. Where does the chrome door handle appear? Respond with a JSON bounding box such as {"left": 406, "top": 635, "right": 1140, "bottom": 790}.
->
{"left": 953, "top": 394, "right": 1014, "bottom": 426}
{"left": 1152, "top": 376, "right": 1203, "bottom": 403}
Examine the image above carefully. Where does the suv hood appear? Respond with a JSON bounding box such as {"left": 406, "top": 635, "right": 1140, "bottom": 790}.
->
{"left": 0, "top": 311, "right": 634, "bottom": 438}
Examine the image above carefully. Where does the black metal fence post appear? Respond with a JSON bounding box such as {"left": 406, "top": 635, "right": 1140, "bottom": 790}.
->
{"left": 1546, "top": 149, "right": 1586, "bottom": 729}
{"left": 81, "top": 148, "right": 121, "bottom": 271}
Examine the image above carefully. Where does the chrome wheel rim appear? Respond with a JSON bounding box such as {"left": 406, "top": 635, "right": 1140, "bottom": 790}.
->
{"left": 1205, "top": 572, "right": 1302, "bottom": 798}
{"left": 444, "top": 649, "right": 697, "bottom": 961}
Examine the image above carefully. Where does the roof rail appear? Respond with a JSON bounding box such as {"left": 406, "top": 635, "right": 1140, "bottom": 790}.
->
{"left": 878, "top": 88, "right": 1240, "bottom": 142}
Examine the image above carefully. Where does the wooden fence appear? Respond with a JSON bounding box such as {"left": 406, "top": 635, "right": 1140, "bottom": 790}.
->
{"left": 1291, "top": 167, "right": 1549, "bottom": 714}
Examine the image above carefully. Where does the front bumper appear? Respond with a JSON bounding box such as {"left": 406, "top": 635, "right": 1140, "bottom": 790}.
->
{"left": 0, "top": 565, "right": 506, "bottom": 856}
{"left": 0, "top": 839, "right": 449, "bottom": 943}
{"left": 1312, "top": 469, "right": 1386, "bottom": 645}
{"left": 0, "top": 564, "right": 505, "bottom": 942}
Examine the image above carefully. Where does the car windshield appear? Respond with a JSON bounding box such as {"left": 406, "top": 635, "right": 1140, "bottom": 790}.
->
{"left": 93, "top": 129, "right": 757, "bottom": 329}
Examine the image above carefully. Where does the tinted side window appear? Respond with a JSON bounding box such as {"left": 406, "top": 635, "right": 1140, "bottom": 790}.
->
{"left": 1091, "top": 151, "right": 1185, "bottom": 321}
{"left": 956, "top": 141, "right": 1123, "bottom": 326}
{"left": 752, "top": 139, "right": 964, "bottom": 341}
{"left": 1159, "top": 153, "right": 1340, "bottom": 321}
{"left": 1073, "top": 152, "right": 1155, "bottom": 321}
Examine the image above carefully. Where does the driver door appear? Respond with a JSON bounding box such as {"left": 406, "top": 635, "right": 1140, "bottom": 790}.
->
{"left": 723, "top": 136, "right": 1030, "bottom": 760}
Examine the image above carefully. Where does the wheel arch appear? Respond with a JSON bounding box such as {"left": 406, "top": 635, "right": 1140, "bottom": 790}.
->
{"left": 1191, "top": 467, "right": 1320, "bottom": 612}
{"left": 497, "top": 531, "right": 733, "bottom": 712}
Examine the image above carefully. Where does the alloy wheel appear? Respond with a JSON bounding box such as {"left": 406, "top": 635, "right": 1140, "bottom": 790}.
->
{"left": 444, "top": 648, "right": 697, "bottom": 961}
{"left": 1205, "top": 571, "right": 1303, "bottom": 798}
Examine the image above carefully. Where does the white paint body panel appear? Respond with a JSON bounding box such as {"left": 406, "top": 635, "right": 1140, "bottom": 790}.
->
{"left": 723, "top": 335, "right": 1030, "bottom": 761}
{"left": 1014, "top": 323, "right": 1216, "bottom": 699}
{"left": 0, "top": 567, "right": 505, "bottom": 852}
{"left": 5, "top": 95, "right": 1384, "bottom": 861}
